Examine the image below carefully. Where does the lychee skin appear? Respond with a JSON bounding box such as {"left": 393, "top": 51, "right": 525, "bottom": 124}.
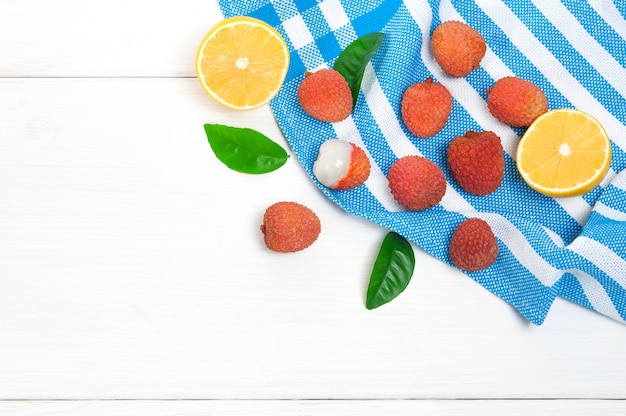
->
{"left": 401, "top": 77, "right": 452, "bottom": 138}
{"left": 447, "top": 130, "right": 504, "bottom": 196}
{"left": 335, "top": 144, "right": 370, "bottom": 190}
{"left": 449, "top": 218, "right": 498, "bottom": 272}
{"left": 431, "top": 21, "right": 487, "bottom": 77}
{"left": 297, "top": 69, "right": 352, "bottom": 123}
{"left": 486, "top": 76, "right": 548, "bottom": 127}
{"left": 261, "top": 202, "right": 321, "bottom": 253}
{"left": 388, "top": 155, "right": 447, "bottom": 211}
{"left": 313, "top": 140, "right": 371, "bottom": 190}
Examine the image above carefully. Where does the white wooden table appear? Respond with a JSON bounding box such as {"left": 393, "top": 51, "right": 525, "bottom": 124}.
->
{"left": 1, "top": 1, "right": 626, "bottom": 414}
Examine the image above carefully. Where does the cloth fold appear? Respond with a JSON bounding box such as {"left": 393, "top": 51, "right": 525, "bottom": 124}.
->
{"left": 218, "top": 0, "right": 626, "bottom": 325}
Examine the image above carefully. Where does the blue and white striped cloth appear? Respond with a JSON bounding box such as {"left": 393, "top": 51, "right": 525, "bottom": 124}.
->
{"left": 218, "top": 0, "right": 626, "bottom": 325}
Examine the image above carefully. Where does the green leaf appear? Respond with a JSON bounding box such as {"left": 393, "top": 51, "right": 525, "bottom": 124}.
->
{"left": 333, "top": 32, "right": 384, "bottom": 110}
{"left": 204, "top": 124, "right": 289, "bottom": 174}
{"left": 366, "top": 232, "right": 415, "bottom": 310}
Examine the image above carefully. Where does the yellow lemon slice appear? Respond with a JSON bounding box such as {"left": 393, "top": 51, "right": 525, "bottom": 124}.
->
{"left": 516, "top": 109, "right": 612, "bottom": 197}
{"left": 195, "top": 16, "right": 290, "bottom": 110}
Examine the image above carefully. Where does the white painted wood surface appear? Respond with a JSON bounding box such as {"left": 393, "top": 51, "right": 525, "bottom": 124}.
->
{"left": 1, "top": 0, "right": 625, "bottom": 414}
{"left": 1, "top": 400, "right": 626, "bottom": 416}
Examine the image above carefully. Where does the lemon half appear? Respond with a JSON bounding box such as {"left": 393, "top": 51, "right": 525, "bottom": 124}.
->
{"left": 516, "top": 109, "right": 611, "bottom": 197}
{"left": 196, "top": 16, "right": 290, "bottom": 110}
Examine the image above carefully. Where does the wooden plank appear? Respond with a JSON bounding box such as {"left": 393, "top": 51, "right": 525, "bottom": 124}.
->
{"left": 0, "top": 0, "right": 223, "bottom": 77}
{"left": 0, "top": 78, "right": 625, "bottom": 400}
{"left": 0, "top": 400, "right": 625, "bottom": 415}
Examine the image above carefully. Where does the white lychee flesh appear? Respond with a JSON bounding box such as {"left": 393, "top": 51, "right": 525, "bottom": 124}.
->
{"left": 313, "top": 139, "right": 352, "bottom": 189}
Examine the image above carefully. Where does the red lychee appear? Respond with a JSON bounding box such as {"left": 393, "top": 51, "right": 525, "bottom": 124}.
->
{"left": 401, "top": 77, "right": 452, "bottom": 138}
{"left": 431, "top": 21, "right": 487, "bottom": 77}
{"left": 486, "top": 76, "right": 548, "bottom": 127}
{"left": 447, "top": 130, "right": 504, "bottom": 196}
{"left": 261, "top": 202, "right": 321, "bottom": 253}
{"left": 388, "top": 155, "right": 447, "bottom": 211}
{"left": 297, "top": 69, "right": 352, "bottom": 123}
{"left": 449, "top": 218, "right": 498, "bottom": 272}
{"left": 313, "top": 139, "right": 371, "bottom": 190}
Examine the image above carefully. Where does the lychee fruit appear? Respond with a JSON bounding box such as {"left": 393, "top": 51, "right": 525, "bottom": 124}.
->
{"left": 449, "top": 218, "right": 498, "bottom": 272}
{"left": 388, "top": 155, "right": 447, "bottom": 211}
{"left": 401, "top": 77, "right": 452, "bottom": 138}
{"left": 431, "top": 21, "right": 487, "bottom": 77}
{"left": 260, "top": 202, "right": 321, "bottom": 253}
{"left": 313, "top": 139, "right": 371, "bottom": 190}
{"left": 297, "top": 69, "right": 352, "bottom": 123}
{"left": 447, "top": 130, "right": 505, "bottom": 196}
{"left": 486, "top": 76, "right": 548, "bottom": 127}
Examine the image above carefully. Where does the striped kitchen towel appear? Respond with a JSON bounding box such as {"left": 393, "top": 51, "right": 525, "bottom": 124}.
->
{"left": 217, "top": 0, "right": 626, "bottom": 325}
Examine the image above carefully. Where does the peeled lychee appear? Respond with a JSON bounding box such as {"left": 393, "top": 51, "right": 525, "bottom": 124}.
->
{"left": 449, "top": 218, "right": 498, "bottom": 272}
{"left": 431, "top": 21, "right": 486, "bottom": 77}
{"left": 388, "top": 155, "right": 447, "bottom": 211}
{"left": 486, "top": 76, "right": 548, "bottom": 127}
{"left": 313, "top": 139, "right": 371, "bottom": 190}
{"left": 261, "top": 202, "right": 321, "bottom": 253}
{"left": 401, "top": 77, "right": 452, "bottom": 138}
{"left": 447, "top": 130, "right": 504, "bottom": 196}
{"left": 297, "top": 69, "right": 352, "bottom": 123}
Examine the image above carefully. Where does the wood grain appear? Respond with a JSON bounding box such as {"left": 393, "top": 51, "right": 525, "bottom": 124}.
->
{"left": 0, "top": 400, "right": 625, "bottom": 415}
{"left": 0, "top": 1, "right": 215, "bottom": 77}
